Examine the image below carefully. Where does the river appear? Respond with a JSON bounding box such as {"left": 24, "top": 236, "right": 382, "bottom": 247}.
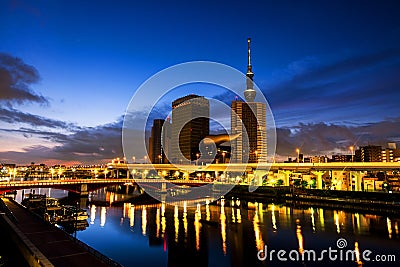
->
{"left": 14, "top": 187, "right": 400, "bottom": 267}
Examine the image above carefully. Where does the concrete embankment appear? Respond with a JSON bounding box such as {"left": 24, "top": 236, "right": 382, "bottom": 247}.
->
{"left": 0, "top": 199, "right": 53, "bottom": 267}
{"left": 0, "top": 198, "right": 122, "bottom": 267}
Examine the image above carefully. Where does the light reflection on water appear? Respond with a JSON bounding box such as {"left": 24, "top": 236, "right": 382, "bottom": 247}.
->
{"left": 14, "top": 189, "right": 400, "bottom": 267}
{"left": 78, "top": 194, "right": 400, "bottom": 267}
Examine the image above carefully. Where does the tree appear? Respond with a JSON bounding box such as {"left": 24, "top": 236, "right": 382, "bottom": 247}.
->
{"left": 293, "top": 179, "right": 301, "bottom": 187}
{"left": 275, "top": 179, "right": 284, "bottom": 186}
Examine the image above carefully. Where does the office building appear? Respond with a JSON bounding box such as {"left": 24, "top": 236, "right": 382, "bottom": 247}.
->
{"left": 149, "top": 118, "right": 171, "bottom": 164}
{"left": 170, "top": 95, "right": 209, "bottom": 163}
{"left": 356, "top": 145, "right": 382, "bottom": 162}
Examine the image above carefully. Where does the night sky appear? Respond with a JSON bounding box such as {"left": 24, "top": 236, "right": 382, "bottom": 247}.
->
{"left": 1, "top": 0, "right": 400, "bottom": 164}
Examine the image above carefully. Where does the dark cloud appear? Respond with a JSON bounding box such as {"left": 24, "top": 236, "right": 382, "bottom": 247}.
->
{"left": 51, "top": 120, "right": 123, "bottom": 159}
{"left": 0, "top": 120, "right": 123, "bottom": 164}
{"left": 0, "top": 52, "right": 49, "bottom": 106}
{"left": 276, "top": 118, "right": 400, "bottom": 158}
{"left": 0, "top": 127, "right": 67, "bottom": 142}
{"left": 0, "top": 107, "right": 77, "bottom": 130}
{"left": 264, "top": 49, "right": 400, "bottom": 126}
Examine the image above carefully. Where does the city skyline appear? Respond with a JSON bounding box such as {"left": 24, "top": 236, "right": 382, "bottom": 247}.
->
{"left": 1, "top": 0, "right": 400, "bottom": 164}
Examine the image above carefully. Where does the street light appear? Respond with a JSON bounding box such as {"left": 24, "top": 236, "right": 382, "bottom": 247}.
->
{"left": 132, "top": 156, "right": 136, "bottom": 163}
{"left": 158, "top": 155, "right": 162, "bottom": 164}
{"left": 196, "top": 153, "right": 200, "bottom": 166}
{"left": 57, "top": 169, "right": 63, "bottom": 179}
{"left": 144, "top": 155, "right": 148, "bottom": 164}
{"left": 254, "top": 150, "right": 258, "bottom": 162}
{"left": 222, "top": 152, "right": 226, "bottom": 164}
{"left": 349, "top": 146, "right": 354, "bottom": 162}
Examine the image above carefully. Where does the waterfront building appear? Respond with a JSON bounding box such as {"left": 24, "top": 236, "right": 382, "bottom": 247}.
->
{"left": 231, "top": 38, "right": 267, "bottom": 163}
{"left": 170, "top": 95, "right": 209, "bottom": 163}
{"left": 356, "top": 145, "right": 382, "bottom": 162}
{"left": 149, "top": 118, "right": 171, "bottom": 164}
{"left": 310, "top": 155, "right": 329, "bottom": 163}
{"left": 381, "top": 143, "right": 400, "bottom": 162}
{"left": 331, "top": 154, "right": 352, "bottom": 162}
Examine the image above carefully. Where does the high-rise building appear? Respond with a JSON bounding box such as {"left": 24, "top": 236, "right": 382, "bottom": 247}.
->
{"left": 171, "top": 95, "right": 209, "bottom": 163}
{"left": 149, "top": 118, "right": 171, "bottom": 164}
{"left": 356, "top": 145, "right": 382, "bottom": 162}
{"left": 382, "top": 143, "right": 399, "bottom": 162}
{"left": 231, "top": 38, "right": 267, "bottom": 163}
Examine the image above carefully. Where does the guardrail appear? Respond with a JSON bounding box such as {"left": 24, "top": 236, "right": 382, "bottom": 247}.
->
{"left": 0, "top": 198, "right": 18, "bottom": 223}
{"left": 66, "top": 235, "right": 123, "bottom": 267}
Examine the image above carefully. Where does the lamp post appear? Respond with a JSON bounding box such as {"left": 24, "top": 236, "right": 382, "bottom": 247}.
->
{"left": 144, "top": 155, "right": 148, "bottom": 164}
{"left": 132, "top": 156, "right": 136, "bottom": 163}
{"left": 350, "top": 146, "right": 354, "bottom": 162}
{"left": 196, "top": 153, "right": 200, "bottom": 166}
{"left": 254, "top": 150, "right": 258, "bottom": 162}
{"left": 222, "top": 152, "right": 226, "bottom": 164}
{"left": 158, "top": 155, "right": 162, "bottom": 164}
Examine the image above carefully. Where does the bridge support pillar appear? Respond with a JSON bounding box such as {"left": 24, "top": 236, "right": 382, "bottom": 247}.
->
{"left": 79, "top": 184, "right": 88, "bottom": 196}
{"left": 161, "top": 182, "right": 167, "bottom": 193}
{"left": 311, "top": 171, "right": 326, "bottom": 190}
{"left": 279, "top": 170, "right": 293, "bottom": 186}
{"left": 253, "top": 170, "right": 266, "bottom": 186}
{"left": 350, "top": 171, "right": 363, "bottom": 191}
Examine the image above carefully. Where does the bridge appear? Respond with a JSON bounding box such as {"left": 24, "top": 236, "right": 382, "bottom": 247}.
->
{"left": 107, "top": 162, "right": 400, "bottom": 172}
{"left": 1, "top": 162, "right": 400, "bottom": 195}
{"left": 106, "top": 162, "right": 400, "bottom": 191}
{"left": 0, "top": 178, "right": 210, "bottom": 195}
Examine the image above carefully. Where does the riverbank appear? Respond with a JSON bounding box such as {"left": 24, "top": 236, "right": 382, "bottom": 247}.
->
{"left": 226, "top": 185, "right": 400, "bottom": 215}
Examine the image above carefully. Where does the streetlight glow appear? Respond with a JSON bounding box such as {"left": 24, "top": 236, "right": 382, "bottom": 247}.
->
{"left": 296, "top": 148, "right": 300, "bottom": 163}
{"left": 350, "top": 146, "right": 354, "bottom": 162}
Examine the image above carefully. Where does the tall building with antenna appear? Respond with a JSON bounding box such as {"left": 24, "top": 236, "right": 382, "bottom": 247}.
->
{"left": 231, "top": 38, "right": 267, "bottom": 163}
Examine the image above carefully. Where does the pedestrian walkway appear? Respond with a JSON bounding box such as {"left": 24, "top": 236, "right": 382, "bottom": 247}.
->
{"left": 1, "top": 198, "right": 121, "bottom": 267}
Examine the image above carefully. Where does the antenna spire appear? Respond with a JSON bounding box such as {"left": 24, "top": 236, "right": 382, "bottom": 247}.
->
{"left": 247, "top": 37, "right": 252, "bottom": 70}
{"left": 244, "top": 37, "right": 256, "bottom": 102}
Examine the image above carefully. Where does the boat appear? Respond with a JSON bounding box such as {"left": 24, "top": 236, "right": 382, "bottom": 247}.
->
{"left": 21, "top": 193, "right": 88, "bottom": 223}
{"left": 21, "top": 193, "right": 46, "bottom": 210}
{"left": 59, "top": 205, "right": 89, "bottom": 221}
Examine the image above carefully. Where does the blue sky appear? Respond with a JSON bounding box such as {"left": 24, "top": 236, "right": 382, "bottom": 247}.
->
{"left": 1, "top": 0, "right": 400, "bottom": 164}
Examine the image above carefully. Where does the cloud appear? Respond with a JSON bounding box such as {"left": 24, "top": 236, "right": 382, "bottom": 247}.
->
{"left": 0, "top": 119, "right": 124, "bottom": 164}
{"left": 264, "top": 49, "right": 400, "bottom": 126}
{"left": 0, "top": 107, "right": 77, "bottom": 130}
{"left": 0, "top": 52, "right": 49, "bottom": 106}
{"left": 276, "top": 118, "right": 400, "bottom": 158}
